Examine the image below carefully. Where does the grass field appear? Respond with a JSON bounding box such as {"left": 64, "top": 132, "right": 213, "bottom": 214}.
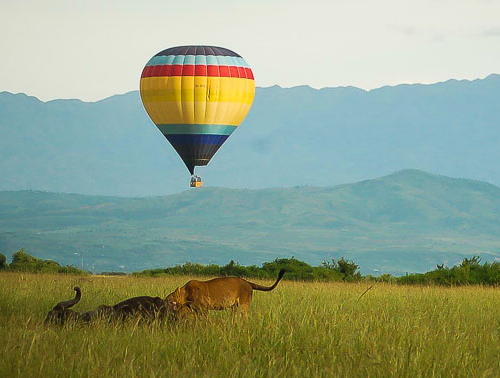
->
{"left": 1, "top": 272, "right": 500, "bottom": 377}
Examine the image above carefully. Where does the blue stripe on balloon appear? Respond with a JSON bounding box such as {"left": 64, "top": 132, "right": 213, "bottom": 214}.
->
{"left": 146, "top": 55, "right": 249, "bottom": 68}
{"left": 206, "top": 55, "right": 219, "bottom": 65}
{"left": 146, "top": 55, "right": 175, "bottom": 66}
{"left": 157, "top": 124, "right": 237, "bottom": 136}
{"left": 183, "top": 55, "right": 196, "bottom": 64}
{"left": 172, "top": 55, "right": 185, "bottom": 65}
{"left": 195, "top": 55, "right": 207, "bottom": 65}
{"left": 166, "top": 134, "right": 229, "bottom": 146}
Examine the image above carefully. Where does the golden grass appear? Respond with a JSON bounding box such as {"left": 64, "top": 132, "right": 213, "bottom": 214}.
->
{"left": 1, "top": 272, "right": 500, "bottom": 377}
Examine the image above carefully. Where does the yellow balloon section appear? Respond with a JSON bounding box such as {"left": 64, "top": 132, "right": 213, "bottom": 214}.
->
{"left": 141, "top": 76, "right": 254, "bottom": 126}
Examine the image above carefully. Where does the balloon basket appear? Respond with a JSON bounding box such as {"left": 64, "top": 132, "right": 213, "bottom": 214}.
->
{"left": 190, "top": 175, "right": 203, "bottom": 188}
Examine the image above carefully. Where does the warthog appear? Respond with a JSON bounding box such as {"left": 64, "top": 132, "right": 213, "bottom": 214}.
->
{"left": 45, "top": 287, "right": 200, "bottom": 325}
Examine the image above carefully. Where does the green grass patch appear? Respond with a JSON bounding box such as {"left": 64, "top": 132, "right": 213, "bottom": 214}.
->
{"left": 1, "top": 272, "right": 500, "bottom": 377}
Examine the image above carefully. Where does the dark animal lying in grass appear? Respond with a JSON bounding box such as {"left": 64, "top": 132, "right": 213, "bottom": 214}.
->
{"left": 45, "top": 287, "right": 200, "bottom": 325}
{"left": 166, "top": 269, "right": 286, "bottom": 313}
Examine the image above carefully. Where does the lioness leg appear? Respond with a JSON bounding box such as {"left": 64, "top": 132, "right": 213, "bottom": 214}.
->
{"left": 231, "top": 290, "right": 252, "bottom": 316}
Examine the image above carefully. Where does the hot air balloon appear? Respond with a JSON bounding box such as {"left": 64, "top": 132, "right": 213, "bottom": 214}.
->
{"left": 140, "top": 45, "right": 255, "bottom": 187}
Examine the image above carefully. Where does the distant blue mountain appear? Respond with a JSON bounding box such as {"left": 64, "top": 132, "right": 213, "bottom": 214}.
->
{"left": 1, "top": 169, "right": 500, "bottom": 274}
{"left": 1, "top": 74, "right": 499, "bottom": 196}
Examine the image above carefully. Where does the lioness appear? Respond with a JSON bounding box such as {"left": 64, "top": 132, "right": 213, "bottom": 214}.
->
{"left": 166, "top": 269, "right": 286, "bottom": 313}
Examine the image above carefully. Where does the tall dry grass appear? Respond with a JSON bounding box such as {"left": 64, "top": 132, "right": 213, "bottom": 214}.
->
{"left": 1, "top": 272, "right": 500, "bottom": 377}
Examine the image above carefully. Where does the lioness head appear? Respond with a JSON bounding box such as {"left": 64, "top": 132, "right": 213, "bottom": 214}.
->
{"left": 166, "top": 287, "right": 184, "bottom": 304}
{"left": 165, "top": 300, "right": 202, "bottom": 321}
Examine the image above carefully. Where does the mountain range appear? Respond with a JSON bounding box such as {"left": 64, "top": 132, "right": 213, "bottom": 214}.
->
{"left": 1, "top": 170, "right": 499, "bottom": 274}
{"left": 1, "top": 74, "right": 499, "bottom": 196}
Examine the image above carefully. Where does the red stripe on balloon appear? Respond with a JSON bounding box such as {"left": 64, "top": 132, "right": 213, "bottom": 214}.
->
{"left": 195, "top": 65, "right": 207, "bottom": 76}
{"left": 141, "top": 64, "right": 254, "bottom": 80}
{"left": 184, "top": 65, "right": 196, "bottom": 75}
{"left": 207, "top": 65, "right": 219, "bottom": 76}
{"left": 170, "top": 65, "right": 184, "bottom": 76}
{"left": 237, "top": 66, "right": 246, "bottom": 78}
{"left": 229, "top": 66, "right": 239, "bottom": 77}
{"left": 218, "top": 66, "right": 230, "bottom": 77}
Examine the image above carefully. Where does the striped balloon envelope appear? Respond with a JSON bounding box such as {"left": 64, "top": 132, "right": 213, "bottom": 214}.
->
{"left": 140, "top": 45, "right": 255, "bottom": 175}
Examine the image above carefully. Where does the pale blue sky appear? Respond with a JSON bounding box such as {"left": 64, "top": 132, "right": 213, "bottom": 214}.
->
{"left": 1, "top": 0, "right": 499, "bottom": 101}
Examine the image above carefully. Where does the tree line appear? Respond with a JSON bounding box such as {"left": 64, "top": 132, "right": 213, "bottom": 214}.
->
{"left": 134, "top": 257, "right": 362, "bottom": 282}
{"left": 0, "top": 249, "right": 86, "bottom": 274}
{"left": 3, "top": 249, "right": 500, "bottom": 286}
{"left": 395, "top": 256, "right": 500, "bottom": 286}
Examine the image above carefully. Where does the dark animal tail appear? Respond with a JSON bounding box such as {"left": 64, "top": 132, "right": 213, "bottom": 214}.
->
{"left": 248, "top": 269, "right": 286, "bottom": 291}
{"left": 52, "top": 287, "right": 81, "bottom": 311}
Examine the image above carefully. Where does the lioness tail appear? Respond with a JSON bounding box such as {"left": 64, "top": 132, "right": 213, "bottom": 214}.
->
{"left": 248, "top": 269, "right": 286, "bottom": 291}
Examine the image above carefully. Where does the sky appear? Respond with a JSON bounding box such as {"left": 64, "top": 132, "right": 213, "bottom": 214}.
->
{"left": 1, "top": 0, "right": 499, "bottom": 102}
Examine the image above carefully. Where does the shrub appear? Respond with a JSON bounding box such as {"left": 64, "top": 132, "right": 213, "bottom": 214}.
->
{"left": 8, "top": 249, "right": 87, "bottom": 274}
{"left": 135, "top": 256, "right": 354, "bottom": 282}
{"left": 322, "top": 257, "right": 361, "bottom": 282}
{"left": 0, "top": 253, "right": 8, "bottom": 270}
{"left": 396, "top": 256, "right": 500, "bottom": 286}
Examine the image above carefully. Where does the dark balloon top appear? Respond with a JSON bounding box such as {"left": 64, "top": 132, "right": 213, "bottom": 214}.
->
{"left": 154, "top": 45, "right": 241, "bottom": 57}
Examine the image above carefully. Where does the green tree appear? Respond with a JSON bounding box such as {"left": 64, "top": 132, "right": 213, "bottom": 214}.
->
{"left": 0, "top": 252, "right": 8, "bottom": 270}
{"left": 337, "top": 258, "right": 359, "bottom": 277}
{"left": 220, "top": 260, "right": 248, "bottom": 277}
{"left": 322, "top": 257, "right": 361, "bottom": 281}
{"left": 9, "top": 249, "right": 86, "bottom": 274}
{"left": 9, "top": 249, "right": 38, "bottom": 271}
{"left": 461, "top": 256, "right": 481, "bottom": 267}
{"left": 262, "top": 257, "right": 316, "bottom": 280}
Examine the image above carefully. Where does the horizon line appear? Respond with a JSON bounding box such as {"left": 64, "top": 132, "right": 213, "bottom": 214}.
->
{"left": 1, "top": 73, "right": 498, "bottom": 104}
{"left": 1, "top": 168, "right": 498, "bottom": 199}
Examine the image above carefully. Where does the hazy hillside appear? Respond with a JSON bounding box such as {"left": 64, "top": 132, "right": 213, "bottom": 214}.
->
{"left": 1, "top": 170, "right": 499, "bottom": 274}
{"left": 1, "top": 74, "right": 499, "bottom": 196}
